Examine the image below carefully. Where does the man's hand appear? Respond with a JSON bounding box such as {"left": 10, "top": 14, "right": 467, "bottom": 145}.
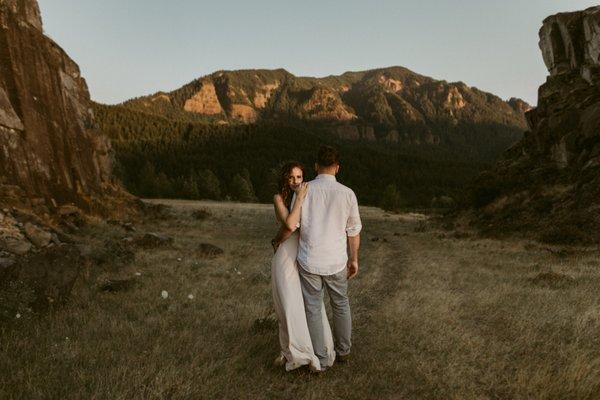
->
{"left": 346, "top": 234, "right": 360, "bottom": 280}
{"left": 347, "top": 259, "right": 359, "bottom": 280}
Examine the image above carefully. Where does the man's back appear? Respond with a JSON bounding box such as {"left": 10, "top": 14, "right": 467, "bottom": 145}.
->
{"left": 297, "top": 174, "right": 362, "bottom": 275}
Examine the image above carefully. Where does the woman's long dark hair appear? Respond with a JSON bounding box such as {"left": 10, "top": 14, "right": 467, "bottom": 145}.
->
{"left": 278, "top": 161, "right": 306, "bottom": 210}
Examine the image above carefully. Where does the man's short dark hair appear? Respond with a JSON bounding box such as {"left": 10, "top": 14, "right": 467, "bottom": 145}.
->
{"left": 317, "top": 145, "right": 340, "bottom": 167}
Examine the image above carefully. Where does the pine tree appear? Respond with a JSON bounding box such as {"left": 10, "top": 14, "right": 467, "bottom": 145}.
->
{"left": 155, "top": 172, "right": 174, "bottom": 198}
{"left": 230, "top": 174, "right": 256, "bottom": 203}
{"left": 381, "top": 184, "right": 403, "bottom": 211}
{"left": 182, "top": 171, "right": 200, "bottom": 199}
{"left": 138, "top": 161, "right": 158, "bottom": 197}
{"left": 198, "top": 169, "right": 221, "bottom": 200}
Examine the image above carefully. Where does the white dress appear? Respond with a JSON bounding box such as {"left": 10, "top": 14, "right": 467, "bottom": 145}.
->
{"left": 271, "top": 230, "right": 336, "bottom": 371}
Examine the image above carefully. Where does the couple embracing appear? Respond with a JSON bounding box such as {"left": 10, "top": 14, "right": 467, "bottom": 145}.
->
{"left": 270, "top": 145, "right": 362, "bottom": 373}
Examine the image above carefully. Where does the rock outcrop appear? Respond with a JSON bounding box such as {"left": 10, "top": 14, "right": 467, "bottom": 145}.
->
{"left": 469, "top": 6, "right": 600, "bottom": 244}
{"left": 299, "top": 87, "right": 357, "bottom": 121}
{"left": 183, "top": 82, "right": 223, "bottom": 115}
{"left": 0, "top": 0, "right": 135, "bottom": 218}
{"left": 539, "top": 6, "right": 600, "bottom": 83}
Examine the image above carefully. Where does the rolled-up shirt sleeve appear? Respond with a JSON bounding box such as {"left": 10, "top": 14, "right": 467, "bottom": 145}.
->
{"left": 346, "top": 191, "right": 362, "bottom": 237}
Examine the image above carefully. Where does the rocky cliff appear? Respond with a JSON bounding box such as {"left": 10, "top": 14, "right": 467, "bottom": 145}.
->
{"left": 121, "top": 67, "right": 529, "bottom": 155}
{"left": 0, "top": 0, "right": 138, "bottom": 298}
{"left": 469, "top": 6, "right": 600, "bottom": 244}
{"left": 0, "top": 0, "right": 135, "bottom": 218}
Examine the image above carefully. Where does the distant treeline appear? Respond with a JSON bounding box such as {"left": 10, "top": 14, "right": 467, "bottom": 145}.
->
{"left": 94, "top": 104, "right": 493, "bottom": 209}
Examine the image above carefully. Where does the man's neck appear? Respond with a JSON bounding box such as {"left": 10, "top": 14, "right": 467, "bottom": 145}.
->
{"left": 316, "top": 168, "right": 337, "bottom": 176}
{"left": 316, "top": 173, "right": 337, "bottom": 182}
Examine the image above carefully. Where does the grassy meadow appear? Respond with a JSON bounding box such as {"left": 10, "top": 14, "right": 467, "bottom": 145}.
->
{"left": 1, "top": 200, "right": 599, "bottom": 399}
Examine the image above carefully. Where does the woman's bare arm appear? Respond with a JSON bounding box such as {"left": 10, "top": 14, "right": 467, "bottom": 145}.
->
{"left": 283, "top": 183, "right": 308, "bottom": 231}
{"left": 272, "top": 195, "right": 293, "bottom": 252}
{"left": 273, "top": 194, "right": 289, "bottom": 224}
{"left": 271, "top": 184, "right": 308, "bottom": 252}
{"left": 273, "top": 183, "right": 308, "bottom": 231}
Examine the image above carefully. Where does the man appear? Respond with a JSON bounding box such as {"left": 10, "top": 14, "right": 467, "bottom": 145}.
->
{"left": 297, "top": 145, "right": 362, "bottom": 371}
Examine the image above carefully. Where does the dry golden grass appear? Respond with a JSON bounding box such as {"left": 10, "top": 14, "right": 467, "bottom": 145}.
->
{"left": 1, "top": 199, "right": 599, "bottom": 399}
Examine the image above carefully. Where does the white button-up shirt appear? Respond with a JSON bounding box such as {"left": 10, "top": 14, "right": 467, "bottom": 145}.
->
{"left": 296, "top": 174, "right": 362, "bottom": 275}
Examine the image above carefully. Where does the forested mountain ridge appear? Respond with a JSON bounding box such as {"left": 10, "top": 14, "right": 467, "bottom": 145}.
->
{"left": 95, "top": 67, "right": 531, "bottom": 208}
{"left": 120, "top": 66, "right": 529, "bottom": 157}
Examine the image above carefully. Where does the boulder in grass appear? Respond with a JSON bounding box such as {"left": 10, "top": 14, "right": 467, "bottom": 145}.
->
{"left": 57, "top": 205, "right": 81, "bottom": 217}
{"left": 0, "top": 251, "right": 16, "bottom": 270}
{"left": 529, "top": 272, "right": 576, "bottom": 289}
{"left": 1, "top": 237, "right": 32, "bottom": 255}
{"left": 23, "top": 222, "right": 52, "bottom": 247}
{"left": 134, "top": 232, "right": 174, "bottom": 248}
{"left": 98, "top": 278, "right": 137, "bottom": 293}
{"left": 50, "top": 233, "right": 61, "bottom": 245}
{"left": 122, "top": 222, "right": 136, "bottom": 232}
{"left": 57, "top": 205, "right": 87, "bottom": 231}
{"left": 86, "top": 238, "right": 136, "bottom": 268}
{"left": 192, "top": 209, "right": 211, "bottom": 220}
{"left": 14, "top": 244, "right": 84, "bottom": 310}
{"left": 197, "top": 243, "right": 224, "bottom": 258}
{"left": 0, "top": 214, "right": 31, "bottom": 255}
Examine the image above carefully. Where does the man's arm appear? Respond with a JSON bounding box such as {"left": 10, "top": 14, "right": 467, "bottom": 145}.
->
{"left": 346, "top": 190, "right": 362, "bottom": 279}
{"left": 347, "top": 234, "right": 360, "bottom": 279}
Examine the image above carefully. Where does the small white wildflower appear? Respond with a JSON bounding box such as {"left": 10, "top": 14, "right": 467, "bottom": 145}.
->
{"left": 161, "top": 290, "right": 169, "bottom": 299}
{"left": 135, "top": 272, "right": 142, "bottom": 276}
{"left": 237, "top": 271, "right": 242, "bottom": 275}
{"left": 188, "top": 294, "right": 194, "bottom": 300}
{"left": 177, "top": 257, "right": 182, "bottom": 262}
{"left": 65, "top": 337, "right": 69, "bottom": 341}
{"left": 15, "top": 313, "right": 21, "bottom": 319}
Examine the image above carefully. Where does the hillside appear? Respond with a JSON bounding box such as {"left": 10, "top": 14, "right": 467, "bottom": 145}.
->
{"left": 120, "top": 66, "right": 528, "bottom": 154}
{"left": 94, "top": 103, "right": 493, "bottom": 208}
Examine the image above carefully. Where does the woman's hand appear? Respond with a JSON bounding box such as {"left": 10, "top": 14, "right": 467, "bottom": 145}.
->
{"left": 271, "top": 238, "right": 279, "bottom": 253}
{"left": 294, "top": 182, "right": 309, "bottom": 200}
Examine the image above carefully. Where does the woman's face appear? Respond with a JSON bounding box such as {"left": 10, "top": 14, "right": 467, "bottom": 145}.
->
{"left": 288, "top": 167, "right": 304, "bottom": 190}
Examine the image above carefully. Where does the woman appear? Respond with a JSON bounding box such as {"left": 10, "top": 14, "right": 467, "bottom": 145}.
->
{"left": 271, "top": 161, "right": 335, "bottom": 371}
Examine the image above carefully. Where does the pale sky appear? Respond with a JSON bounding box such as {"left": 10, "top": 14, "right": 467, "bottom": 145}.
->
{"left": 38, "top": 1, "right": 598, "bottom": 105}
